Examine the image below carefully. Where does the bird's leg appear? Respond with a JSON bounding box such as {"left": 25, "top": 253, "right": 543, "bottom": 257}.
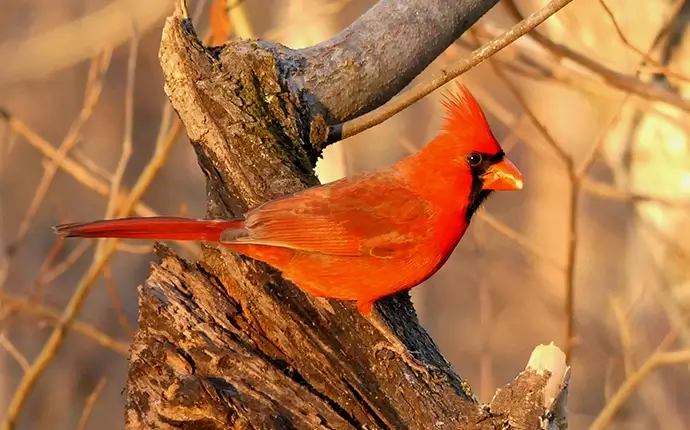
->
{"left": 363, "top": 306, "right": 442, "bottom": 382}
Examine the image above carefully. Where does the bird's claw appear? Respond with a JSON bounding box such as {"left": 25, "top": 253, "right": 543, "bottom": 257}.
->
{"left": 373, "top": 341, "right": 443, "bottom": 382}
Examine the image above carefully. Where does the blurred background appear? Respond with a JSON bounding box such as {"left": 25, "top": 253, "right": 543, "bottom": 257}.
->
{"left": 1, "top": 0, "right": 690, "bottom": 428}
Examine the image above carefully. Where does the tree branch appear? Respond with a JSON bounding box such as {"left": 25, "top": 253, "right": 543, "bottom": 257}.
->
{"left": 281, "top": 0, "right": 501, "bottom": 122}
{"left": 503, "top": 0, "right": 690, "bottom": 113}
{"left": 331, "top": 0, "right": 576, "bottom": 142}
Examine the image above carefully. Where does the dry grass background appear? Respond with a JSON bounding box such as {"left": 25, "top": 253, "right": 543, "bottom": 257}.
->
{"left": 1, "top": 0, "right": 690, "bottom": 428}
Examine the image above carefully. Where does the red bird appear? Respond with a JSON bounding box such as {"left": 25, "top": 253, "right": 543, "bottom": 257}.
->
{"left": 56, "top": 84, "right": 521, "bottom": 374}
{"left": 55, "top": 84, "right": 522, "bottom": 315}
{"left": 55, "top": 83, "right": 522, "bottom": 374}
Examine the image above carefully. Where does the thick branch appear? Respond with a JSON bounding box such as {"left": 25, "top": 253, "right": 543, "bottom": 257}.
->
{"left": 270, "top": 0, "right": 501, "bottom": 122}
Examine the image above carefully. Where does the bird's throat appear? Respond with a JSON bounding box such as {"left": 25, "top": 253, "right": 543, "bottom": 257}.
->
{"left": 465, "top": 186, "right": 492, "bottom": 223}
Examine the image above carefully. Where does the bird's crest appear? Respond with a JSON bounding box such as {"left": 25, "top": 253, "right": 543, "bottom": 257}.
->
{"left": 440, "top": 82, "right": 499, "bottom": 153}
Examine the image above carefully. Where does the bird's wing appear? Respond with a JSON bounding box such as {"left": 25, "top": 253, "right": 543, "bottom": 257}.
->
{"left": 226, "top": 172, "right": 436, "bottom": 259}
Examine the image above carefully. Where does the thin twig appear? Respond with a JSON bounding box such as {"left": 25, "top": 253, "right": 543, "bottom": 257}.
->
{"left": 12, "top": 50, "right": 111, "bottom": 248}
{"left": 487, "top": 56, "right": 574, "bottom": 363}
{"left": 0, "top": 291, "right": 128, "bottom": 355}
{"left": 581, "top": 178, "right": 690, "bottom": 208}
{"left": 102, "top": 265, "right": 135, "bottom": 337}
{"left": 502, "top": 0, "right": 690, "bottom": 113}
{"left": 28, "top": 236, "right": 66, "bottom": 299}
{"left": 1, "top": 232, "right": 90, "bottom": 324}
{"left": 470, "top": 16, "right": 690, "bottom": 137}
{"left": 0, "top": 111, "right": 199, "bottom": 256}
{"left": 72, "top": 149, "right": 114, "bottom": 183}
{"left": 0, "top": 113, "right": 157, "bottom": 216}
{"left": 488, "top": 58, "right": 571, "bottom": 166}
{"left": 76, "top": 377, "right": 107, "bottom": 430}
{"left": 332, "top": 0, "right": 576, "bottom": 142}
{"left": 591, "top": 349, "right": 690, "bottom": 429}
{"left": 0, "top": 333, "right": 30, "bottom": 372}
{"left": 489, "top": 50, "right": 634, "bottom": 364}
{"left": 596, "top": 0, "right": 690, "bottom": 84}
{"left": 115, "top": 242, "right": 154, "bottom": 254}
{"left": 477, "top": 212, "right": 564, "bottom": 270}
{"left": 0, "top": 98, "right": 181, "bottom": 430}
{"left": 609, "top": 297, "right": 635, "bottom": 377}
{"left": 0, "top": 0, "right": 170, "bottom": 84}
{"left": 38, "top": 241, "right": 92, "bottom": 286}
{"left": 438, "top": 40, "right": 567, "bottom": 165}
{"left": 0, "top": 118, "right": 18, "bottom": 181}
{"left": 99, "top": 30, "right": 138, "bottom": 260}
{"left": 477, "top": 251, "right": 493, "bottom": 400}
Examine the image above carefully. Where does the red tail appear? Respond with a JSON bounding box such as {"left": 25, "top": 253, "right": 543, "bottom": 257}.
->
{"left": 54, "top": 216, "right": 246, "bottom": 242}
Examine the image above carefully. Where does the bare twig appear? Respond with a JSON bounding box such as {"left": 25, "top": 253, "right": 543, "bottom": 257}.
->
{"left": 115, "top": 242, "right": 154, "bottom": 254}
{"left": 591, "top": 349, "right": 690, "bottom": 429}
{"left": 595, "top": 0, "right": 690, "bottom": 83}
{"left": 0, "top": 111, "right": 199, "bottom": 256}
{"left": 72, "top": 149, "right": 114, "bottom": 182}
{"left": 476, "top": 245, "right": 493, "bottom": 400}
{"left": 13, "top": 50, "right": 112, "bottom": 248}
{"left": 76, "top": 378, "right": 107, "bottom": 430}
{"left": 103, "top": 265, "right": 135, "bottom": 337}
{"left": 488, "top": 50, "right": 633, "bottom": 363}
{"left": 0, "top": 113, "right": 157, "bottom": 217}
{"left": 103, "top": 31, "right": 138, "bottom": 222}
{"left": 609, "top": 297, "right": 636, "bottom": 378}
{"left": 38, "top": 241, "right": 92, "bottom": 286}
{"left": 503, "top": 0, "right": 690, "bottom": 113}
{"left": 3, "top": 233, "right": 90, "bottom": 324}
{"left": 28, "top": 236, "right": 67, "bottom": 299}
{"left": 0, "top": 94, "right": 180, "bottom": 430}
{"left": 332, "top": 0, "right": 576, "bottom": 142}
{"left": 477, "top": 212, "right": 564, "bottom": 270}
{"left": 486, "top": 57, "right": 573, "bottom": 364}
{"left": 581, "top": 178, "right": 690, "bottom": 208}
{"left": 0, "top": 0, "right": 171, "bottom": 84}
{"left": 0, "top": 291, "right": 128, "bottom": 355}
{"left": 0, "top": 333, "right": 29, "bottom": 372}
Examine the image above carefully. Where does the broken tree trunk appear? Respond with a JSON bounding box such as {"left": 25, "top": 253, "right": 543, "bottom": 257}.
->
{"left": 124, "top": 2, "right": 569, "bottom": 429}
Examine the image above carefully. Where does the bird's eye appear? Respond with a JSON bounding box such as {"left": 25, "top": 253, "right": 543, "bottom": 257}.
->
{"left": 466, "top": 152, "right": 482, "bottom": 167}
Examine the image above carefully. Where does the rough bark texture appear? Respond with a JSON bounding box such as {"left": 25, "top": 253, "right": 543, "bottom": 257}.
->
{"left": 124, "top": 1, "right": 568, "bottom": 429}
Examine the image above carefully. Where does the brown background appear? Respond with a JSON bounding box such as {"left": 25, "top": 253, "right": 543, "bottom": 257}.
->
{"left": 1, "top": 0, "right": 690, "bottom": 428}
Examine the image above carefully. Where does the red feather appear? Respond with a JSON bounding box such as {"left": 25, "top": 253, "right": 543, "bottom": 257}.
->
{"left": 440, "top": 82, "right": 502, "bottom": 155}
{"left": 55, "top": 217, "right": 245, "bottom": 242}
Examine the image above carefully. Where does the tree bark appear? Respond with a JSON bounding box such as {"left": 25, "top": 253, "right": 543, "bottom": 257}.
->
{"left": 124, "top": 1, "right": 569, "bottom": 428}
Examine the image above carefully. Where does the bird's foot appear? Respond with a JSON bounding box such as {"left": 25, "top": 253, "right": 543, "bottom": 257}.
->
{"left": 373, "top": 340, "right": 439, "bottom": 380}
{"left": 364, "top": 306, "right": 445, "bottom": 382}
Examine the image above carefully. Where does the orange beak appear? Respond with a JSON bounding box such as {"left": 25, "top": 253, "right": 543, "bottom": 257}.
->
{"left": 481, "top": 158, "right": 523, "bottom": 191}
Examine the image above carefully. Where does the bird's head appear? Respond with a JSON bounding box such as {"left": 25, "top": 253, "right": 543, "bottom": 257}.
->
{"left": 439, "top": 83, "right": 523, "bottom": 218}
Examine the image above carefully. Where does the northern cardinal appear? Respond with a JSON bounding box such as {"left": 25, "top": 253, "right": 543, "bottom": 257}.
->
{"left": 55, "top": 83, "right": 522, "bottom": 374}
